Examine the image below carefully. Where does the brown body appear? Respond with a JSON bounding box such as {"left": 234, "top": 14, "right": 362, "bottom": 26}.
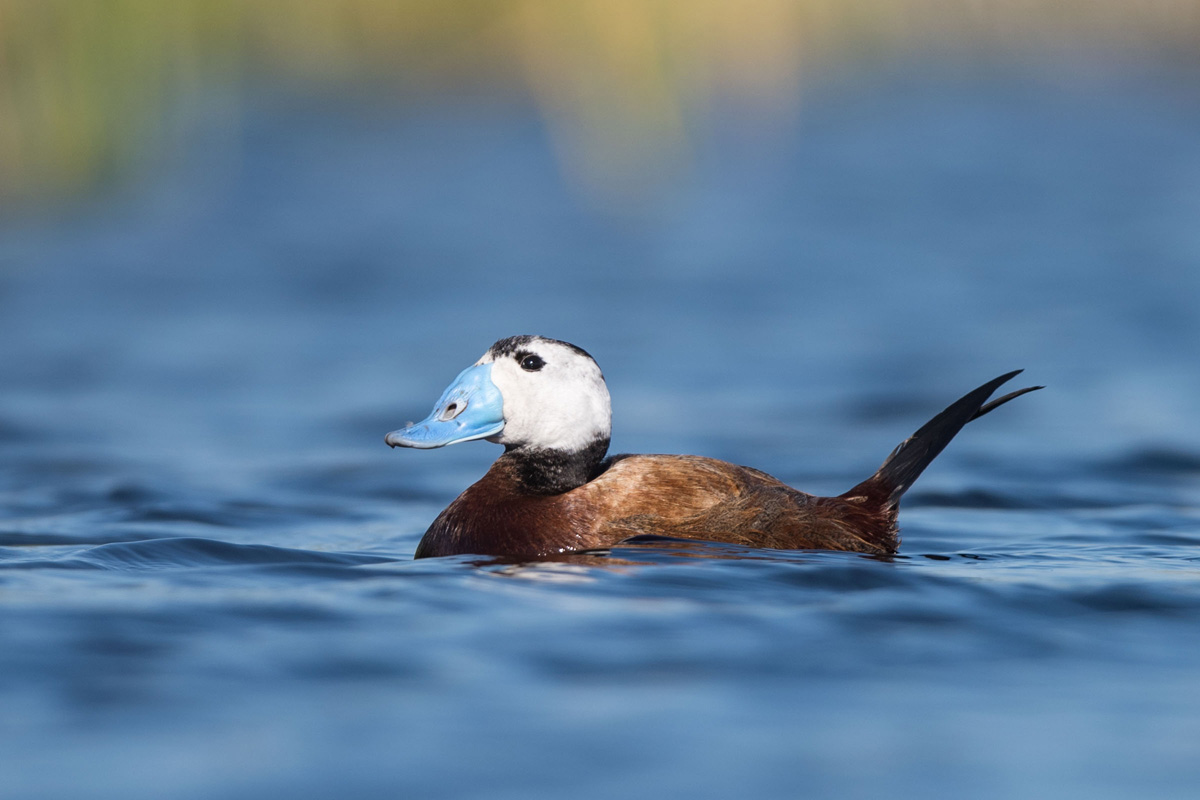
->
{"left": 415, "top": 453, "right": 896, "bottom": 559}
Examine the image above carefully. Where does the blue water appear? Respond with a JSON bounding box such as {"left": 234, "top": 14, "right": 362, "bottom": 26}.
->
{"left": 3, "top": 65, "right": 1200, "bottom": 798}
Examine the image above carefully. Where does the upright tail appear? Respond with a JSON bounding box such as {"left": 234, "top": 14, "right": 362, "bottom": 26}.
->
{"left": 842, "top": 371, "right": 1042, "bottom": 512}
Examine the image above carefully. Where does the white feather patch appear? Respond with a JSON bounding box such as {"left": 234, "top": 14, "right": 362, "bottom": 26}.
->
{"left": 480, "top": 338, "right": 611, "bottom": 452}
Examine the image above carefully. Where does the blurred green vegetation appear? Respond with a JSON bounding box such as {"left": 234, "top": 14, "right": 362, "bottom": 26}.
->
{"left": 1, "top": 0, "right": 1197, "bottom": 210}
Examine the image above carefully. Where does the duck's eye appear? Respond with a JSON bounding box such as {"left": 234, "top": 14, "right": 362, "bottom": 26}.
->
{"left": 520, "top": 354, "right": 546, "bottom": 372}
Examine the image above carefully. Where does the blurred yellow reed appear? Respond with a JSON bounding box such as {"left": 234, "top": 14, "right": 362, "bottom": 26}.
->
{"left": 0, "top": 0, "right": 1197, "bottom": 210}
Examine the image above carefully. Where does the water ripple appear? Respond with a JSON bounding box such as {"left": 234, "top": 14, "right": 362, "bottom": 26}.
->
{"left": 2, "top": 537, "right": 395, "bottom": 572}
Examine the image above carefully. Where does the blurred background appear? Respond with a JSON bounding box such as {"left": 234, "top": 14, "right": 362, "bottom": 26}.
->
{"left": 4, "top": 1, "right": 1200, "bottom": 205}
{"left": 4, "top": 3, "right": 1200, "bottom": 799}
{"left": 2, "top": 1, "right": 1198, "bottom": 208}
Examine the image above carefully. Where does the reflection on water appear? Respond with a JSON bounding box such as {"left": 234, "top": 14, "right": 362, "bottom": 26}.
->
{"left": 3, "top": 61, "right": 1200, "bottom": 798}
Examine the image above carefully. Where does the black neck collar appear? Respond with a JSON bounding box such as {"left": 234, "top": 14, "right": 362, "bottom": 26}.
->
{"left": 500, "top": 437, "right": 610, "bottom": 495}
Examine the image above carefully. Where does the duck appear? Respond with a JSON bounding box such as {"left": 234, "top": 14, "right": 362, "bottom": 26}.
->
{"left": 386, "top": 335, "right": 1041, "bottom": 560}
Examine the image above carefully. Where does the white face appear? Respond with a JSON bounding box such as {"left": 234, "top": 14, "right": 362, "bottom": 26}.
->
{"left": 477, "top": 337, "right": 611, "bottom": 452}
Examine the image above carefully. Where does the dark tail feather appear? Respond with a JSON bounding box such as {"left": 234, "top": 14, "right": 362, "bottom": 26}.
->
{"left": 842, "top": 371, "right": 1042, "bottom": 509}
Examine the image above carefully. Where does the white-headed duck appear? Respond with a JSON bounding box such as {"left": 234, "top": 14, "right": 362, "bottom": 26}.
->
{"left": 386, "top": 336, "right": 1040, "bottom": 559}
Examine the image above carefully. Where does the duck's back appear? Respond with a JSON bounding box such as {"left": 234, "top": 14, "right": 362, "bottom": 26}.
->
{"left": 577, "top": 454, "right": 897, "bottom": 554}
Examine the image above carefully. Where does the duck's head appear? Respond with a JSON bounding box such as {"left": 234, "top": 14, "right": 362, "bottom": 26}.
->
{"left": 385, "top": 336, "right": 612, "bottom": 454}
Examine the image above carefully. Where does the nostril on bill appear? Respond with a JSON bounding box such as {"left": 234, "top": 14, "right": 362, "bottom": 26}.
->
{"left": 439, "top": 401, "right": 465, "bottom": 422}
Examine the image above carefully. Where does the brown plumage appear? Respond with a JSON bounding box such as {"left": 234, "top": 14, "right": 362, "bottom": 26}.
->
{"left": 414, "top": 453, "right": 891, "bottom": 558}
{"left": 387, "top": 336, "right": 1041, "bottom": 560}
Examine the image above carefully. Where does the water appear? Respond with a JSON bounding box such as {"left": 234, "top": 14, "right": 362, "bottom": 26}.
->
{"left": 3, "top": 65, "right": 1200, "bottom": 798}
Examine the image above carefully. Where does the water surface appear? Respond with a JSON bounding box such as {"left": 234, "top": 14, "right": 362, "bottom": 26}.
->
{"left": 3, "top": 66, "right": 1200, "bottom": 798}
